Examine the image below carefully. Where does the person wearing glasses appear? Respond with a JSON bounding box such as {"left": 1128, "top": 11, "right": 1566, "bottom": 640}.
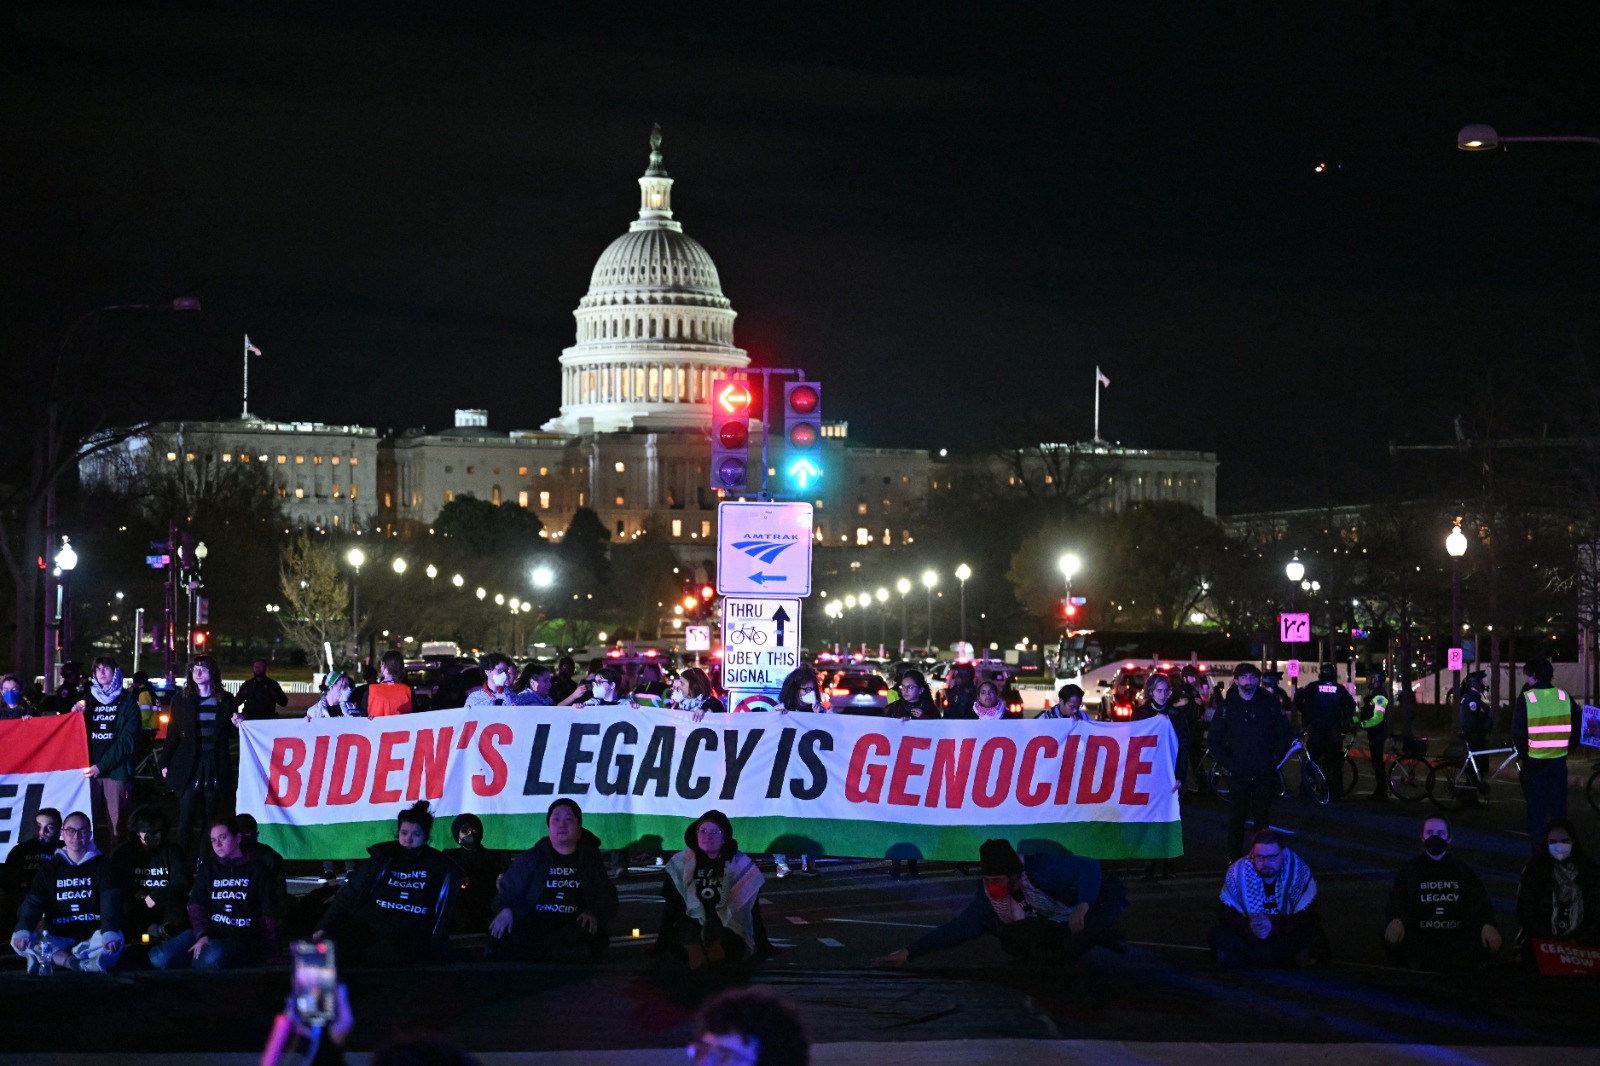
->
{"left": 775, "top": 666, "right": 827, "bottom": 715}
{"left": 687, "top": 987, "right": 810, "bottom": 1066}
{"left": 10, "top": 811, "right": 124, "bottom": 972}
{"left": 892, "top": 670, "right": 939, "bottom": 722}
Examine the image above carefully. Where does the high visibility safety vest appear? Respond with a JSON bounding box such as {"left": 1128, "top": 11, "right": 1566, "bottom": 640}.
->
{"left": 1524, "top": 687, "right": 1573, "bottom": 759}
{"left": 1359, "top": 694, "right": 1388, "bottom": 729}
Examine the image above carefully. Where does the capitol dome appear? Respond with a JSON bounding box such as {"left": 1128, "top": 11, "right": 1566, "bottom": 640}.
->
{"left": 543, "top": 127, "right": 748, "bottom": 435}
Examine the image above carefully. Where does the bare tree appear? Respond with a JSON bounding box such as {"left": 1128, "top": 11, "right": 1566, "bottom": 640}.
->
{"left": 278, "top": 533, "right": 351, "bottom": 670}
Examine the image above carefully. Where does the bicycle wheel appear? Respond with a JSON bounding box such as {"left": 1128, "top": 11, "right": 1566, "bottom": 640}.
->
{"left": 1206, "top": 757, "right": 1231, "bottom": 802}
{"left": 1388, "top": 757, "right": 1430, "bottom": 802}
{"left": 1428, "top": 760, "right": 1478, "bottom": 811}
{"left": 1300, "top": 756, "right": 1330, "bottom": 805}
{"left": 1342, "top": 756, "right": 1360, "bottom": 795}
{"left": 1588, "top": 766, "right": 1600, "bottom": 815}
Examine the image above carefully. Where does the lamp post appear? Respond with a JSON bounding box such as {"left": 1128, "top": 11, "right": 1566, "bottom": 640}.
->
{"left": 875, "top": 587, "right": 889, "bottom": 654}
{"left": 896, "top": 577, "right": 911, "bottom": 655}
{"left": 954, "top": 564, "right": 971, "bottom": 651}
{"left": 346, "top": 547, "right": 365, "bottom": 665}
{"left": 1446, "top": 522, "right": 1468, "bottom": 705}
{"left": 48, "top": 537, "right": 79, "bottom": 689}
{"left": 1457, "top": 125, "right": 1600, "bottom": 151}
{"left": 425, "top": 564, "right": 437, "bottom": 581}
{"left": 921, "top": 569, "right": 938, "bottom": 654}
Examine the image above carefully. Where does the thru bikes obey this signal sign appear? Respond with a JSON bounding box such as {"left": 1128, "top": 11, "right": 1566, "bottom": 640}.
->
{"left": 721, "top": 596, "right": 801, "bottom": 693}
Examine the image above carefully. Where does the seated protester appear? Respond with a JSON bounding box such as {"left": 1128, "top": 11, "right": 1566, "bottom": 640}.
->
{"left": 1516, "top": 819, "right": 1599, "bottom": 966}
{"left": 150, "top": 816, "right": 280, "bottom": 970}
{"left": 1384, "top": 816, "right": 1501, "bottom": 970}
{"left": 314, "top": 801, "right": 458, "bottom": 964}
{"left": 9, "top": 811, "right": 123, "bottom": 972}
{"left": 236, "top": 813, "right": 291, "bottom": 917}
{"left": 660, "top": 809, "right": 764, "bottom": 970}
{"left": 580, "top": 667, "right": 624, "bottom": 708}
{"left": 359, "top": 650, "right": 413, "bottom": 718}
{"left": 1, "top": 671, "right": 36, "bottom": 718}
{"left": 893, "top": 670, "right": 939, "bottom": 721}
{"left": 879, "top": 839, "right": 1126, "bottom": 965}
{"left": 676, "top": 667, "right": 725, "bottom": 722}
{"left": 2, "top": 807, "right": 61, "bottom": 921}
{"left": 1209, "top": 828, "right": 1327, "bottom": 968}
{"left": 465, "top": 653, "right": 516, "bottom": 708}
{"left": 109, "top": 805, "right": 191, "bottom": 943}
{"left": 691, "top": 988, "right": 811, "bottom": 1066}
{"left": 1039, "top": 683, "right": 1086, "bottom": 721}
{"left": 488, "top": 799, "right": 617, "bottom": 961}
{"left": 444, "top": 813, "right": 507, "bottom": 933}
{"left": 306, "top": 671, "right": 361, "bottom": 719}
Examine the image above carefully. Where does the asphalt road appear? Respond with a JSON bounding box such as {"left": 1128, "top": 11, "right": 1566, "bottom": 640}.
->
{"left": 3, "top": 763, "right": 1594, "bottom": 1063}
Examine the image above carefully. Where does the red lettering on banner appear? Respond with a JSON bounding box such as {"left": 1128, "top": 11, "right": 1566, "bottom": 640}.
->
{"left": 328, "top": 734, "right": 372, "bottom": 806}
{"left": 457, "top": 722, "right": 478, "bottom": 749}
{"left": 472, "top": 723, "right": 512, "bottom": 796}
{"left": 1075, "top": 735, "right": 1119, "bottom": 804}
{"left": 845, "top": 734, "right": 890, "bottom": 803}
{"left": 926, "top": 737, "right": 976, "bottom": 808}
{"left": 973, "top": 737, "right": 1018, "bottom": 809}
{"left": 306, "top": 735, "right": 331, "bottom": 808}
{"left": 887, "top": 737, "right": 932, "bottom": 806}
{"left": 369, "top": 730, "right": 410, "bottom": 805}
{"left": 1053, "top": 734, "right": 1082, "bottom": 805}
{"left": 1119, "top": 734, "right": 1156, "bottom": 805}
{"left": 1017, "top": 736, "right": 1058, "bottom": 807}
{"left": 266, "top": 738, "right": 306, "bottom": 807}
{"left": 407, "top": 727, "right": 454, "bottom": 802}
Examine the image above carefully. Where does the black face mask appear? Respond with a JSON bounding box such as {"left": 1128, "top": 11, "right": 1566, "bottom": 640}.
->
{"left": 1423, "top": 836, "right": 1449, "bottom": 858}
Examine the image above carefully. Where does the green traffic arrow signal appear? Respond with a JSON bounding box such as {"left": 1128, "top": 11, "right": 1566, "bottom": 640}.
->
{"left": 786, "top": 457, "right": 820, "bottom": 489}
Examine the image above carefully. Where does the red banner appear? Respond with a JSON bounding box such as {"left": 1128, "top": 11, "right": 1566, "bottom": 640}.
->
{"left": 0, "top": 713, "right": 88, "bottom": 774}
{"left": 1533, "top": 939, "right": 1600, "bottom": 977}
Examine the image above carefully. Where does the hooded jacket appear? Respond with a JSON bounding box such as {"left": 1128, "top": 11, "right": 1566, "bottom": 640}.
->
{"left": 84, "top": 676, "right": 142, "bottom": 781}
{"left": 664, "top": 810, "right": 765, "bottom": 951}
{"left": 493, "top": 828, "right": 617, "bottom": 929}
{"left": 187, "top": 847, "right": 279, "bottom": 958}
{"left": 13, "top": 844, "right": 121, "bottom": 943}
{"left": 319, "top": 839, "right": 460, "bottom": 959}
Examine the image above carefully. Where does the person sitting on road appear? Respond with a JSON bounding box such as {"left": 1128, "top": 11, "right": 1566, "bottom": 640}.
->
{"left": 109, "top": 805, "right": 191, "bottom": 945}
{"left": 1039, "top": 683, "right": 1086, "bottom": 720}
{"left": 488, "top": 799, "right": 617, "bottom": 961}
{"left": 1515, "top": 818, "right": 1598, "bottom": 966}
{"left": 2, "top": 807, "right": 61, "bottom": 922}
{"left": 444, "top": 812, "right": 507, "bottom": 933}
{"left": 660, "top": 809, "right": 765, "bottom": 971}
{"left": 879, "top": 838, "right": 1125, "bottom": 966}
{"left": 1209, "top": 828, "right": 1327, "bottom": 968}
{"left": 690, "top": 987, "right": 811, "bottom": 1066}
{"left": 306, "top": 670, "right": 361, "bottom": 718}
{"left": 677, "top": 667, "right": 726, "bottom": 722}
{"left": 314, "top": 801, "right": 460, "bottom": 964}
{"left": 1383, "top": 816, "right": 1501, "bottom": 970}
{"left": 10, "top": 811, "right": 123, "bottom": 972}
{"left": 149, "top": 816, "right": 280, "bottom": 970}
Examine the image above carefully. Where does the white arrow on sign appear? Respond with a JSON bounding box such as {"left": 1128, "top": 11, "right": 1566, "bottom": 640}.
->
{"left": 1279, "top": 612, "right": 1311, "bottom": 644}
{"left": 717, "top": 501, "right": 813, "bottom": 597}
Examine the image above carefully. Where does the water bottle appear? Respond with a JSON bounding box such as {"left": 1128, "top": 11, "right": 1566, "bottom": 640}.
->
{"left": 33, "top": 940, "right": 53, "bottom": 976}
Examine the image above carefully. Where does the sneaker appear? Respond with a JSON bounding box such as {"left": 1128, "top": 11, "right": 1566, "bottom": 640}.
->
{"left": 774, "top": 854, "right": 790, "bottom": 879}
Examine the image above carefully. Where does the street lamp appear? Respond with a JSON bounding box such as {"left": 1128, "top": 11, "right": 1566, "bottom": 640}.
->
{"left": 530, "top": 565, "right": 555, "bottom": 589}
{"left": 346, "top": 547, "right": 366, "bottom": 665}
{"left": 921, "top": 569, "right": 938, "bottom": 653}
{"left": 425, "top": 564, "right": 438, "bottom": 581}
{"left": 1447, "top": 522, "right": 1469, "bottom": 703}
{"left": 896, "top": 577, "right": 911, "bottom": 655}
{"left": 451, "top": 573, "right": 464, "bottom": 588}
{"left": 954, "top": 564, "right": 971, "bottom": 650}
{"left": 50, "top": 537, "right": 79, "bottom": 686}
{"left": 875, "top": 587, "right": 889, "bottom": 652}
{"left": 1457, "top": 124, "right": 1600, "bottom": 151}
{"left": 392, "top": 557, "right": 407, "bottom": 575}
{"left": 476, "top": 587, "right": 487, "bottom": 601}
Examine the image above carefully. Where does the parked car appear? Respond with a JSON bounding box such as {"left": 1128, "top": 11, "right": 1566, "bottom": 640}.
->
{"left": 829, "top": 673, "right": 890, "bottom": 714}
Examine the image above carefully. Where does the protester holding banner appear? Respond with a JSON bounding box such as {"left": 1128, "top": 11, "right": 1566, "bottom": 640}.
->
{"left": 1209, "top": 662, "right": 1296, "bottom": 858}
{"left": 1039, "top": 683, "right": 1086, "bottom": 721}
{"left": 75, "top": 656, "right": 142, "bottom": 850}
{"left": 11, "top": 811, "right": 124, "bottom": 972}
{"left": 677, "top": 667, "right": 726, "bottom": 721}
{"left": 972, "top": 681, "right": 1008, "bottom": 721}
{"left": 881, "top": 838, "right": 1126, "bottom": 966}
{"left": 1133, "top": 674, "right": 1187, "bottom": 880}
{"left": 465, "top": 653, "right": 518, "bottom": 708}
{"left": 488, "top": 799, "right": 617, "bottom": 961}
{"left": 307, "top": 671, "right": 361, "bottom": 719}
{"left": 1, "top": 672, "right": 35, "bottom": 718}
{"left": 660, "top": 809, "right": 764, "bottom": 970}
{"left": 581, "top": 667, "right": 625, "bottom": 708}
{"left": 161, "top": 654, "right": 244, "bottom": 846}
{"left": 358, "top": 651, "right": 414, "bottom": 718}
{"left": 110, "top": 805, "right": 191, "bottom": 944}
{"left": 893, "top": 671, "right": 939, "bottom": 721}
{"left": 775, "top": 666, "right": 826, "bottom": 715}
{"left": 314, "top": 801, "right": 459, "bottom": 964}
{"left": 2, "top": 807, "right": 61, "bottom": 920}
{"left": 149, "top": 816, "right": 279, "bottom": 970}
{"left": 1209, "top": 828, "right": 1326, "bottom": 968}
{"left": 1515, "top": 818, "right": 1598, "bottom": 967}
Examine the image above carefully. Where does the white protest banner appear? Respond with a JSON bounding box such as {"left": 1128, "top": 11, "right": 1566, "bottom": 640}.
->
{"left": 238, "top": 708, "right": 1180, "bottom": 863}
{"left": 0, "top": 715, "right": 94, "bottom": 860}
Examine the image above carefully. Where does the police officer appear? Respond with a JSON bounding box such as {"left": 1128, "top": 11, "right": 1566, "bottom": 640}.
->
{"left": 1293, "top": 663, "right": 1357, "bottom": 800}
{"left": 1358, "top": 669, "right": 1391, "bottom": 802}
{"left": 1513, "top": 657, "right": 1572, "bottom": 853}
{"left": 1459, "top": 671, "right": 1492, "bottom": 752}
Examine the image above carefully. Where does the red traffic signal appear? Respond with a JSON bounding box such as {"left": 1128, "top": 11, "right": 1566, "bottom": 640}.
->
{"left": 716, "top": 381, "right": 752, "bottom": 415}
{"left": 699, "top": 584, "right": 715, "bottom": 601}
{"left": 709, "top": 376, "right": 752, "bottom": 493}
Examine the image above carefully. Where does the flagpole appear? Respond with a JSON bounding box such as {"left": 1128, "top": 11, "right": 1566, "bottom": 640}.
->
{"left": 1093, "top": 366, "right": 1101, "bottom": 443}
{"left": 242, "top": 335, "right": 251, "bottom": 419}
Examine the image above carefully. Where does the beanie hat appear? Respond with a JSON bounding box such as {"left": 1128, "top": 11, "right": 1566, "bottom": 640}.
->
{"left": 978, "top": 838, "right": 1023, "bottom": 878}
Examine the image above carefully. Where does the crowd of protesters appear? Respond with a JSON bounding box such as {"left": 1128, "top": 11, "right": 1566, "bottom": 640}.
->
{"left": 4, "top": 649, "right": 1591, "bottom": 979}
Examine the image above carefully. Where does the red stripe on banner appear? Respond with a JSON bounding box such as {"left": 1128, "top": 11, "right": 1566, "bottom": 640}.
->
{"left": 0, "top": 714, "right": 88, "bottom": 774}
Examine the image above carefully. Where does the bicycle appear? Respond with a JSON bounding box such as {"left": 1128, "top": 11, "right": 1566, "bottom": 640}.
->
{"left": 1427, "top": 741, "right": 1521, "bottom": 811}
{"left": 1339, "top": 733, "right": 1359, "bottom": 796}
{"left": 1384, "top": 736, "right": 1433, "bottom": 803}
{"left": 1206, "top": 736, "right": 1328, "bottom": 806}
{"left": 725, "top": 624, "right": 767, "bottom": 647}
{"left": 1585, "top": 761, "right": 1600, "bottom": 815}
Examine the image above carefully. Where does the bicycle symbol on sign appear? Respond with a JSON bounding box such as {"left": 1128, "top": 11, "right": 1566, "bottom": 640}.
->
{"left": 726, "top": 624, "right": 768, "bottom": 647}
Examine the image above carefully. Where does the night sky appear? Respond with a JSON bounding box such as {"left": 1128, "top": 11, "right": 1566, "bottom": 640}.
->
{"left": 8, "top": 3, "right": 1599, "bottom": 509}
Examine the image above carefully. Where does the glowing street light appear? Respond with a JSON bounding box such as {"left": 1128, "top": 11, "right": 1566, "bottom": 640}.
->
{"left": 954, "top": 564, "right": 971, "bottom": 647}
{"left": 451, "top": 573, "right": 464, "bottom": 588}
{"left": 425, "top": 564, "right": 438, "bottom": 581}
{"left": 921, "top": 569, "right": 938, "bottom": 651}
{"left": 392, "top": 557, "right": 407, "bottom": 575}
{"left": 1447, "top": 522, "right": 1469, "bottom": 701}
{"left": 530, "top": 565, "right": 555, "bottom": 589}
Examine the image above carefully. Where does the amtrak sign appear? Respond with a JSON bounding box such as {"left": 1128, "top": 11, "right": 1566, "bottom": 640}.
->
{"left": 715, "top": 501, "right": 813, "bottom": 596}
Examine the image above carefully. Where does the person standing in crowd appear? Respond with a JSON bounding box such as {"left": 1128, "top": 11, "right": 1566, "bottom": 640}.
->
{"left": 548, "top": 656, "right": 580, "bottom": 704}
{"left": 893, "top": 670, "right": 938, "bottom": 721}
{"left": 1513, "top": 656, "right": 1572, "bottom": 852}
{"left": 689, "top": 988, "right": 811, "bottom": 1066}
{"left": 1175, "top": 665, "right": 1213, "bottom": 788}
{"left": 314, "top": 801, "right": 459, "bottom": 964}
{"left": 510, "top": 664, "right": 588, "bottom": 708}
{"left": 1133, "top": 672, "right": 1186, "bottom": 879}
{"left": 1039, "top": 683, "right": 1085, "bottom": 721}
{"left": 775, "top": 666, "right": 826, "bottom": 715}
{"left": 444, "top": 813, "right": 506, "bottom": 933}
{"left": 1358, "top": 669, "right": 1391, "bottom": 802}
{"left": 237, "top": 658, "right": 289, "bottom": 721}
{"left": 1383, "top": 816, "right": 1501, "bottom": 970}
{"left": 1459, "top": 670, "right": 1492, "bottom": 751}
{"left": 580, "top": 667, "right": 625, "bottom": 707}
{"left": 1, "top": 672, "right": 35, "bottom": 718}
{"left": 1209, "top": 662, "right": 1296, "bottom": 858}
{"left": 661, "top": 809, "right": 764, "bottom": 971}
{"left": 677, "top": 667, "right": 725, "bottom": 721}
{"left": 941, "top": 663, "right": 978, "bottom": 720}
{"left": 10, "top": 811, "right": 123, "bottom": 972}
{"left": 2, "top": 808, "right": 62, "bottom": 920}
{"left": 110, "top": 806, "right": 191, "bottom": 946}
{"left": 1209, "top": 828, "right": 1325, "bottom": 968}
{"left": 878, "top": 838, "right": 1126, "bottom": 966}
{"left": 488, "top": 799, "right": 617, "bottom": 961}
{"left": 306, "top": 671, "right": 361, "bottom": 719}
{"left": 972, "top": 680, "right": 1007, "bottom": 721}
{"left": 150, "top": 816, "right": 280, "bottom": 970}
{"left": 1515, "top": 818, "right": 1598, "bottom": 965}
{"left": 38, "top": 662, "right": 87, "bottom": 716}
{"left": 634, "top": 662, "right": 671, "bottom": 700}
{"left": 359, "top": 650, "right": 413, "bottom": 717}
{"left": 1293, "top": 662, "right": 1357, "bottom": 801}
{"left": 129, "top": 671, "right": 159, "bottom": 729}
{"left": 465, "top": 653, "right": 517, "bottom": 708}
{"left": 75, "top": 655, "right": 142, "bottom": 850}
{"left": 161, "top": 654, "right": 243, "bottom": 847}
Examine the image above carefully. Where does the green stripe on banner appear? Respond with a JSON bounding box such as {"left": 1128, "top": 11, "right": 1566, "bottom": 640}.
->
{"left": 258, "top": 814, "right": 1181, "bottom": 862}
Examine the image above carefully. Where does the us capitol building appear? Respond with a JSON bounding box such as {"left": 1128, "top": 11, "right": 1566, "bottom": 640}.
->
{"left": 84, "top": 130, "right": 1217, "bottom": 559}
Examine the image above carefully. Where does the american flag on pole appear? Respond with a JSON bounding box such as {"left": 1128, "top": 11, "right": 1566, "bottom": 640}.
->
{"left": 245, "top": 335, "right": 262, "bottom": 356}
{"left": 1096, "top": 366, "right": 1110, "bottom": 388}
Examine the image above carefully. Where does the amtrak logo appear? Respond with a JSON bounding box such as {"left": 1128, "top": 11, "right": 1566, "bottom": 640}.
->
{"left": 732, "top": 538, "right": 798, "bottom": 564}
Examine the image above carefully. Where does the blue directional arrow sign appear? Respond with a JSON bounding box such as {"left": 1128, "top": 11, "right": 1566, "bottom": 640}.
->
{"left": 716, "top": 501, "right": 813, "bottom": 597}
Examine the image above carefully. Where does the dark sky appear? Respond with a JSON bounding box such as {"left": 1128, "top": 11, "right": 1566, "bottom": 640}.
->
{"left": 7, "top": 3, "right": 1599, "bottom": 509}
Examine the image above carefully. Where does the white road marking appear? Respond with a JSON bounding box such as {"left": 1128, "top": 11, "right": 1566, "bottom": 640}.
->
{"left": 828, "top": 918, "right": 937, "bottom": 929}
{"left": 818, "top": 937, "right": 845, "bottom": 948}
{"left": 786, "top": 915, "right": 809, "bottom": 924}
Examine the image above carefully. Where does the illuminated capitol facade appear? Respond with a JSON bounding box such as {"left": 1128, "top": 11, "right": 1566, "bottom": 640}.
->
{"left": 84, "top": 130, "right": 1217, "bottom": 555}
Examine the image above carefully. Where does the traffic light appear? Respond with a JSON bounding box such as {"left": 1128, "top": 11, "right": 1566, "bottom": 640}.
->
{"left": 699, "top": 583, "right": 715, "bottom": 603}
{"left": 781, "top": 381, "right": 822, "bottom": 492}
{"left": 192, "top": 628, "right": 210, "bottom": 650}
{"left": 709, "top": 377, "right": 752, "bottom": 493}
{"left": 1061, "top": 599, "right": 1078, "bottom": 622}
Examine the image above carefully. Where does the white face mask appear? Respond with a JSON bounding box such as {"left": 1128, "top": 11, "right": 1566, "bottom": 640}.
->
{"left": 1550, "top": 842, "right": 1573, "bottom": 861}
{"left": 800, "top": 690, "right": 817, "bottom": 706}
{"left": 594, "top": 683, "right": 615, "bottom": 701}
